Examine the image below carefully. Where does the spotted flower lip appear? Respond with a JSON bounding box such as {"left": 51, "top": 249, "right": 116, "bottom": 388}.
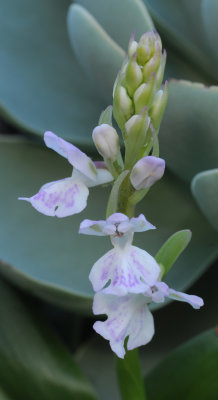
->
{"left": 93, "top": 281, "right": 204, "bottom": 358}
{"left": 79, "top": 213, "right": 160, "bottom": 295}
{"left": 19, "top": 131, "right": 113, "bottom": 217}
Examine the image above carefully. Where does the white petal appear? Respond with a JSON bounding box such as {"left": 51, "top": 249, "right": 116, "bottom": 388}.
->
{"left": 72, "top": 167, "right": 113, "bottom": 188}
{"left": 79, "top": 219, "right": 108, "bottom": 236}
{"left": 44, "top": 131, "right": 97, "bottom": 180}
{"left": 130, "top": 214, "right": 156, "bottom": 232}
{"left": 19, "top": 177, "right": 88, "bottom": 217}
{"left": 89, "top": 245, "right": 160, "bottom": 295}
{"left": 106, "top": 213, "right": 129, "bottom": 225}
{"left": 127, "top": 304, "right": 154, "bottom": 351}
{"left": 93, "top": 293, "right": 154, "bottom": 358}
{"left": 168, "top": 289, "right": 204, "bottom": 309}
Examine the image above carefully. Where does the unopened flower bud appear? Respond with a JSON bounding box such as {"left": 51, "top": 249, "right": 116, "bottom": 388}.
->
{"left": 125, "top": 56, "right": 143, "bottom": 96}
{"left": 150, "top": 82, "right": 168, "bottom": 131}
{"left": 125, "top": 111, "right": 150, "bottom": 138}
{"left": 124, "top": 109, "right": 150, "bottom": 169}
{"left": 134, "top": 73, "right": 156, "bottom": 113}
{"left": 113, "top": 85, "right": 133, "bottom": 130}
{"left": 136, "top": 31, "right": 162, "bottom": 66}
{"left": 128, "top": 32, "right": 138, "bottom": 58}
{"left": 130, "top": 156, "right": 165, "bottom": 190}
{"left": 92, "top": 124, "right": 119, "bottom": 162}
{"left": 143, "top": 42, "right": 161, "bottom": 81}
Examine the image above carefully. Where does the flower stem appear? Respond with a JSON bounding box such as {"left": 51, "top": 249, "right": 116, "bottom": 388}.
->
{"left": 116, "top": 348, "right": 147, "bottom": 400}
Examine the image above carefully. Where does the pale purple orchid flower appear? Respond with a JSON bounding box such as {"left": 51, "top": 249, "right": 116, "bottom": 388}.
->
{"left": 19, "top": 131, "right": 113, "bottom": 217}
{"left": 79, "top": 213, "right": 160, "bottom": 295}
{"left": 93, "top": 282, "right": 204, "bottom": 358}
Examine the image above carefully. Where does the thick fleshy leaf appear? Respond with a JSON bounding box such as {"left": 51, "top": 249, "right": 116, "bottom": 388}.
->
{"left": 144, "top": 0, "right": 217, "bottom": 82}
{"left": 146, "top": 329, "right": 218, "bottom": 399}
{"left": 0, "top": 278, "right": 97, "bottom": 400}
{"left": 191, "top": 169, "right": 218, "bottom": 231}
{"left": 0, "top": 0, "right": 103, "bottom": 144}
{"left": 155, "top": 230, "right": 192, "bottom": 276}
{"left": 160, "top": 80, "right": 218, "bottom": 182}
{"left": 202, "top": 0, "right": 218, "bottom": 66}
{"left": 0, "top": 136, "right": 218, "bottom": 313}
{"left": 75, "top": 0, "right": 154, "bottom": 49}
{"left": 67, "top": 4, "right": 125, "bottom": 102}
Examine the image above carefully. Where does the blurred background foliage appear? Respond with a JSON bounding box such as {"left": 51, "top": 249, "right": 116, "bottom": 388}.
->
{"left": 0, "top": 0, "right": 217, "bottom": 398}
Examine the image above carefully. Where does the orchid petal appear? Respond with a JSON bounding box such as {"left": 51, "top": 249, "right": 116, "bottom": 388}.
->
{"left": 19, "top": 177, "right": 88, "bottom": 217}
{"left": 79, "top": 219, "right": 108, "bottom": 236}
{"left": 44, "top": 131, "right": 97, "bottom": 180}
{"left": 130, "top": 214, "right": 156, "bottom": 232}
{"left": 89, "top": 245, "right": 160, "bottom": 295}
{"left": 106, "top": 213, "right": 129, "bottom": 225}
{"left": 93, "top": 292, "right": 154, "bottom": 358}
{"left": 73, "top": 167, "right": 113, "bottom": 188}
{"left": 168, "top": 289, "right": 204, "bottom": 309}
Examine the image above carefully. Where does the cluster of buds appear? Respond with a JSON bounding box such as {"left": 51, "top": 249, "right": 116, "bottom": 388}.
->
{"left": 113, "top": 31, "right": 168, "bottom": 169}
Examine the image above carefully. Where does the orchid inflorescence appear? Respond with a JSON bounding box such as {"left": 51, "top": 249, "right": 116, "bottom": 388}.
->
{"left": 20, "top": 31, "right": 203, "bottom": 358}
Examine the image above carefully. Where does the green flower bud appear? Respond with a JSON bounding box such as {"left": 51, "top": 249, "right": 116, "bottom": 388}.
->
{"left": 143, "top": 42, "right": 161, "bottom": 81}
{"left": 113, "top": 85, "right": 134, "bottom": 131}
{"left": 92, "top": 124, "right": 120, "bottom": 162}
{"left": 150, "top": 82, "right": 168, "bottom": 131}
{"left": 124, "top": 108, "right": 150, "bottom": 169}
{"left": 128, "top": 32, "right": 138, "bottom": 58}
{"left": 124, "top": 56, "right": 143, "bottom": 97}
{"left": 134, "top": 73, "right": 156, "bottom": 113}
{"left": 136, "top": 31, "right": 162, "bottom": 66}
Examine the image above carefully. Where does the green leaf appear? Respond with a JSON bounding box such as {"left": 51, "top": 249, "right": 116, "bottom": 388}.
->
{"left": 191, "top": 169, "right": 218, "bottom": 232}
{"left": 0, "top": 278, "right": 97, "bottom": 400}
{"left": 145, "top": 329, "right": 218, "bottom": 400}
{"left": 155, "top": 230, "right": 192, "bottom": 277}
{"left": 160, "top": 80, "right": 218, "bottom": 182}
{"left": 75, "top": 0, "right": 154, "bottom": 49}
{"left": 67, "top": 4, "right": 125, "bottom": 102}
{"left": 0, "top": 0, "right": 102, "bottom": 144}
{"left": 116, "top": 349, "right": 146, "bottom": 400}
{"left": 0, "top": 137, "right": 218, "bottom": 313}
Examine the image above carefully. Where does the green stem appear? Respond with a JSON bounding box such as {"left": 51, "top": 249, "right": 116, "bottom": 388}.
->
{"left": 116, "top": 348, "right": 147, "bottom": 400}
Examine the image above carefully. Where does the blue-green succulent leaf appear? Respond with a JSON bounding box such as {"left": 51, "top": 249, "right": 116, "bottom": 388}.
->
{"left": 144, "top": 0, "right": 217, "bottom": 83}
{"left": 202, "top": 0, "right": 218, "bottom": 66}
{"left": 75, "top": 0, "right": 154, "bottom": 49}
{"left": 0, "top": 0, "right": 102, "bottom": 144}
{"left": 160, "top": 80, "right": 218, "bottom": 182}
{"left": 191, "top": 169, "right": 218, "bottom": 232}
{"left": 67, "top": 4, "right": 125, "bottom": 102}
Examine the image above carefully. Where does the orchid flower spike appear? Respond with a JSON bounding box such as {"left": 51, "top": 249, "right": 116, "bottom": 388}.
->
{"left": 79, "top": 213, "right": 160, "bottom": 295}
{"left": 19, "top": 131, "right": 113, "bottom": 217}
{"left": 93, "top": 282, "right": 204, "bottom": 358}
